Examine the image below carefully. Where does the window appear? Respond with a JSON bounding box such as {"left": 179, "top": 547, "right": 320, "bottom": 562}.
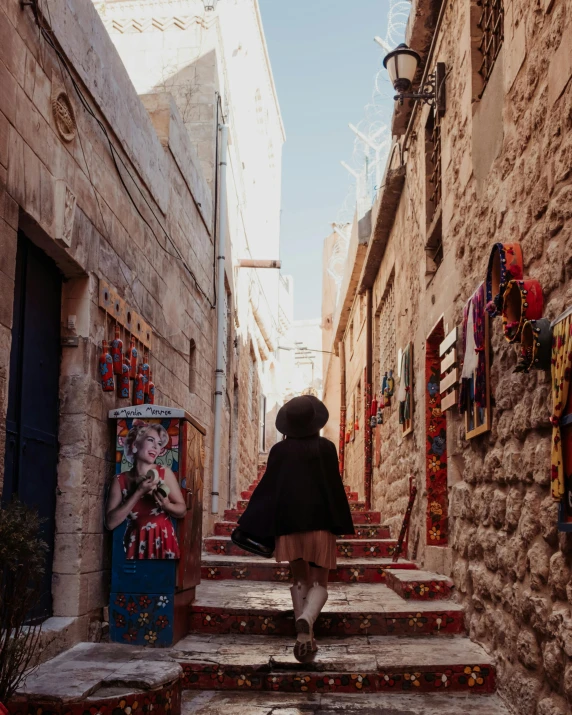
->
{"left": 477, "top": 0, "right": 504, "bottom": 91}
{"left": 248, "top": 351, "right": 256, "bottom": 421}
{"left": 378, "top": 278, "right": 396, "bottom": 385}
{"left": 349, "top": 320, "right": 354, "bottom": 354}
{"left": 425, "top": 110, "right": 443, "bottom": 273}
{"left": 189, "top": 339, "right": 197, "bottom": 393}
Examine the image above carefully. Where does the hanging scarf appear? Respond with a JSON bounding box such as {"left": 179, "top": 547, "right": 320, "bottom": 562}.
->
{"left": 459, "top": 283, "right": 486, "bottom": 412}
{"left": 398, "top": 344, "right": 411, "bottom": 424}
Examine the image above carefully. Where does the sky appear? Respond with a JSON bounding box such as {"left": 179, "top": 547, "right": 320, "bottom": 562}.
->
{"left": 258, "top": 0, "right": 396, "bottom": 321}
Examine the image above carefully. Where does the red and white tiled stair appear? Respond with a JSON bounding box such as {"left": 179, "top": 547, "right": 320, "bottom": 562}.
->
{"left": 182, "top": 471, "right": 506, "bottom": 709}
{"left": 10, "top": 472, "right": 508, "bottom": 715}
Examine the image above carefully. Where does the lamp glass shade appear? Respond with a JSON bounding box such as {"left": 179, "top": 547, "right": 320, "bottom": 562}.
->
{"left": 383, "top": 44, "right": 421, "bottom": 92}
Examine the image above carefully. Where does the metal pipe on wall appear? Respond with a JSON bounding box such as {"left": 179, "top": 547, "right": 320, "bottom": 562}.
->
{"left": 338, "top": 339, "right": 346, "bottom": 479}
{"left": 211, "top": 123, "right": 229, "bottom": 514}
{"left": 364, "top": 288, "right": 373, "bottom": 510}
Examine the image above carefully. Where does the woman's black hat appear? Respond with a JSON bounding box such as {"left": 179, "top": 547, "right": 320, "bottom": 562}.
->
{"left": 276, "top": 395, "right": 329, "bottom": 438}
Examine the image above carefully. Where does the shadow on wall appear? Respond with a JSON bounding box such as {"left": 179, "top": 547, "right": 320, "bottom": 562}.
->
{"left": 151, "top": 49, "right": 219, "bottom": 188}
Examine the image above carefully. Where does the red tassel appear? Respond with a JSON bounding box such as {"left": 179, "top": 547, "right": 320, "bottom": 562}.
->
{"left": 134, "top": 364, "right": 145, "bottom": 405}
{"left": 145, "top": 369, "right": 155, "bottom": 404}
{"left": 126, "top": 337, "right": 138, "bottom": 379}
{"left": 111, "top": 325, "right": 123, "bottom": 375}
{"left": 99, "top": 341, "right": 115, "bottom": 391}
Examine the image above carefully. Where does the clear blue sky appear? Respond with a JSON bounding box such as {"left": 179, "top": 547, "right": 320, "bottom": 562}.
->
{"left": 259, "top": 0, "right": 397, "bottom": 320}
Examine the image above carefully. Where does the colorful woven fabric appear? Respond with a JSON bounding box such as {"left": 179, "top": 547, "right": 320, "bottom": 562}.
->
{"left": 550, "top": 314, "right": 572, "bottom": 500}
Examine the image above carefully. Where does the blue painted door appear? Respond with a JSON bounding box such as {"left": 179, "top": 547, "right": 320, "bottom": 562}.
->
{"left": 3, "top": 234, "right": 62, "bottom": 618}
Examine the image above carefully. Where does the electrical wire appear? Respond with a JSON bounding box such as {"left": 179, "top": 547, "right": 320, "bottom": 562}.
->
{"left": 32, "top": 0, "right": 216, "bottom": 310}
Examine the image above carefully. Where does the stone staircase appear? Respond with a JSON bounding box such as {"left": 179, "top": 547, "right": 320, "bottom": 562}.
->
{"left": 9, "top": 475, "right": 510, "bottom": 715}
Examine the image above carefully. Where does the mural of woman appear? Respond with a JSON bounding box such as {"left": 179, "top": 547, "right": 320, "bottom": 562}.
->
{"left": 106, "top": 421, "right": 186, "bottom": 559}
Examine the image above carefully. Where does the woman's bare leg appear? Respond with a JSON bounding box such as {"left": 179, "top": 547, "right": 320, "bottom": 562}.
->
{"left": 290, "top": 558, "right": 310, "bottom": 587}
{"left": 309, "top": 565, "right": 329, "bottom": 588}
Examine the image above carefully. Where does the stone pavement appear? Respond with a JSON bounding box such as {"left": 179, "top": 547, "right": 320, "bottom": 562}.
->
{"left": 182, "top": 690, "right": 511, "bottom": 714}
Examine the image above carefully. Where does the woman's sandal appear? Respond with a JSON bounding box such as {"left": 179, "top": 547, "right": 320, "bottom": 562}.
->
{"left": 293, "top": 617, "right": 317, "bottom": 662}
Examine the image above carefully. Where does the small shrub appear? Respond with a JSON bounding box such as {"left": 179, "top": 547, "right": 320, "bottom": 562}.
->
{"left": 0, "top": 500, "right": 48, "bottom": 702}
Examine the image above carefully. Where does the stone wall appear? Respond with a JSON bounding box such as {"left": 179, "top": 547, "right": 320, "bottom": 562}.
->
{"left": 0, "top": 0, "right": 220, "bottom": 648}
{"left": 330, "top": 0, "right": 572, "bottom": 710}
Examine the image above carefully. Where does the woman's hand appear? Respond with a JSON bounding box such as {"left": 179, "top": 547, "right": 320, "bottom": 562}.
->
{"left": 137, "top": 478, "right": 158, "bottom": 496}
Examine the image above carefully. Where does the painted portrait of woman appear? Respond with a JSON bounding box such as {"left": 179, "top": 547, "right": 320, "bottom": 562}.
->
{"left": 106, "top": 420, "right": 186, "bottom": 559}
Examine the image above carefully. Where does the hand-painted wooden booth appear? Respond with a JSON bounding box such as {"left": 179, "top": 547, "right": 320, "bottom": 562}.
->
{"left": 108, "top": 406, "right": 205, "bottom": 646}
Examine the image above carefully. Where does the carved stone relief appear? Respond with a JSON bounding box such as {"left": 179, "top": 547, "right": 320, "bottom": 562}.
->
{"left": 51, "top": 71, "right": 77, "bottom": 143}
{"left": 54, "top": 180, "right": 77, "bottom": 248}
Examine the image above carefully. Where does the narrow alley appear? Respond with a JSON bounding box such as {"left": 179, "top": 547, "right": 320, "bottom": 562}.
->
{"left": 0, "top": 0, "right": 571, "bottom": 714}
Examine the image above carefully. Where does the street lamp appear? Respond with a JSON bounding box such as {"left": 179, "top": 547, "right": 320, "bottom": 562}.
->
{"left": 383, "top": 43, "right": 446, "bottom": 117}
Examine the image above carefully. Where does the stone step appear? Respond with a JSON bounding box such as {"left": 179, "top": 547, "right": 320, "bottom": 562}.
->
{"left": 235, "top": 500, "right": 369, "bottom": 513}
{"left": 223, "top": 509, "right": 382, "bottom": 525}
{"left": 182, "top": 691, "right": 510, "bottom": 714}
{"left": 189, "top": 581, "right": 465, "bottom": 637}
{"left": 9, "top": 642, "right": 183, "bottom": 715}
{"left": 201, "top": 555, "right": 417, "bottom": 584}
{"left": 336, "top": 539, "right": 398, "bottom": 558}
{"left": 176, "top": 634, "right": 495, "bottom": 695}
{"left": 211, "top": 522, "right": 392, "bottom": 539}
{"left": 203, "top": 537, "right": 399, "bottom": 559}
{"left": 386, "top": 569, "right": 455, "bottom": 601}
{"left": 213, "top": 521, "right": 238, "bottom": 537}
{"left": 240, "top": 489, "right": 360, "bottom": 503}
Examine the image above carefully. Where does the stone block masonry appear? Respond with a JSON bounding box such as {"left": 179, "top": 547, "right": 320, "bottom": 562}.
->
{"left": 326, "top": 0, "right": 572, "bottom": 712}
{"left": 0, "top": 0, "right": 221, "bottom": 655}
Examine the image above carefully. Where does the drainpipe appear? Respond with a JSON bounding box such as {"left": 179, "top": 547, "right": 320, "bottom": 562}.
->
{"left": 338, "top": 339, "right": 346, "bottom": 479}
{"left": 211, "top": 123, "right": 229, "bottom": 514}
{"left": 364, "top": 288, "right": 373, "bottom": 510}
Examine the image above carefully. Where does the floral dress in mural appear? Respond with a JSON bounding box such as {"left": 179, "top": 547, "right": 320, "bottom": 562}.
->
{"left": 117, "top": 467, "right": 180, "bottom": 560}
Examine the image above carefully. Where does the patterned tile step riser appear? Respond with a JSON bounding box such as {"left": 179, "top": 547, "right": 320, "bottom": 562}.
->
{"left": 212, "top": 523, "right": 391, "bottom": 538}
{"left": 7, "top": 680, "right": 182, "bottom": 715}
{"left": 385, "top": 574, "right": 455, "bottom": 601}
{"left": 201, "top": 562, "right": 416, "bottom": 584}
{"left": 240, "top": 490, "right": 360, "bottom": 502}
{"left": 203, "top": 539, "right": 398, "bottom": 559}
{"left": 180, "top": 664, "right": 495, "bottom": 695}
{"left": 223, "top": 509, "right": 382, "bottom": 524}
{"left": 188, "top": 610, "right": 464, "bottom": 637}
{"left": 235, "top": 500, "right": 369, "bottom": 513}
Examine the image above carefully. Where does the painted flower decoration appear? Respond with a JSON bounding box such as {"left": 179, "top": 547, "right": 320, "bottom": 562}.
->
{"left": 122, "top": 629, "right": 138, "bottom": 643}
{"left": 404, "top": 672, "right": 421, "bottom": 687}
{"left": 464, "top": 666, "right": 484, "bottom": 687}
{"left": 408, "top": 613, "right": 423, "bottom": 628}
{"left": 114, "top": 594, "right": 126, "bottom": 608}
{"left": 114, "top": 614, "right": 126, "bottom": 628}
{"left": 360, "top": 615, "right": 372, "bottom": 629}
{"left": 260, "top": 616, "right": 275, "bottom": 632}
{"left": 139, "top": 595, "right": 151, "bottom": 608}
{"left": 138, "top": 612, "right": 150, "bottom": 626}
{"left": 351, "top": 674, "right": 368, "bottom": 689}
{"left": 118, "top": 699, "right": 138, "bottom": 715}
{"left": 429, "top": 501, "right": 443, "bottom": 516}
{"left": 237, "top": 674, "right": 251, "bottom": 687}
{"left": 428, "top": 456, "right": 441, "bottom": 473}
{"left": 144, "top": 630, "right": 158, "bottom": 644}
{"left": 294, "top": 675, "right": 311, "bottom": 692}
{"left": 380, "top": 673, "right": 395, "bottom": 687}
{"left": 158, "top": 595, "right": 169, "bottom": 607}
{"left": 207, "top": 568, "right": 220, "bottom": 579}
{"left": 418, "top": 584, "right": 429, "bottom": 596}
{"left": 126, "top": 598, "right": 137, "bottom": 615}
{"left": 156, "top": 616, "right": 169, "bottom": 629}
{"left": 429, "top": 526, "right": 441, "bottom": 540}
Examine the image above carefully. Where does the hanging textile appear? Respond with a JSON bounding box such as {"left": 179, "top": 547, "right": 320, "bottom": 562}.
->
{"left": 550, "top": 314, "right": 572, "bottom": 500}
{"left": 459, "top": 283, "right": 486, "bottom": 412}
{"left": 398, "top": 344, "right": 411, "bottom": 425}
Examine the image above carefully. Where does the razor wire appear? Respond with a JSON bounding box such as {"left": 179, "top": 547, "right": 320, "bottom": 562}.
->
{"left": 328, "top": 0, "right": 409, "bottom": 300}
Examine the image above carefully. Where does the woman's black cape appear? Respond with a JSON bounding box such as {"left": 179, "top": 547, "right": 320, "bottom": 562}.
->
{"left": 238, "top": 436, "right": 355, "bottom": 538}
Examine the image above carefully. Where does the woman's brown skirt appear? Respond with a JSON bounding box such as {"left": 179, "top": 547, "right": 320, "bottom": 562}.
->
{"left": 275, "top": 530, "right": 337, "bottom": 570}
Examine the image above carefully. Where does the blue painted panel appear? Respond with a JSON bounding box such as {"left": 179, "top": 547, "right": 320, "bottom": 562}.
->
{"left": 110, "top": 591, "right": 174, "bottom": 647}
{"left": 111, "top": 527, "right": 176, "bottom": 593}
